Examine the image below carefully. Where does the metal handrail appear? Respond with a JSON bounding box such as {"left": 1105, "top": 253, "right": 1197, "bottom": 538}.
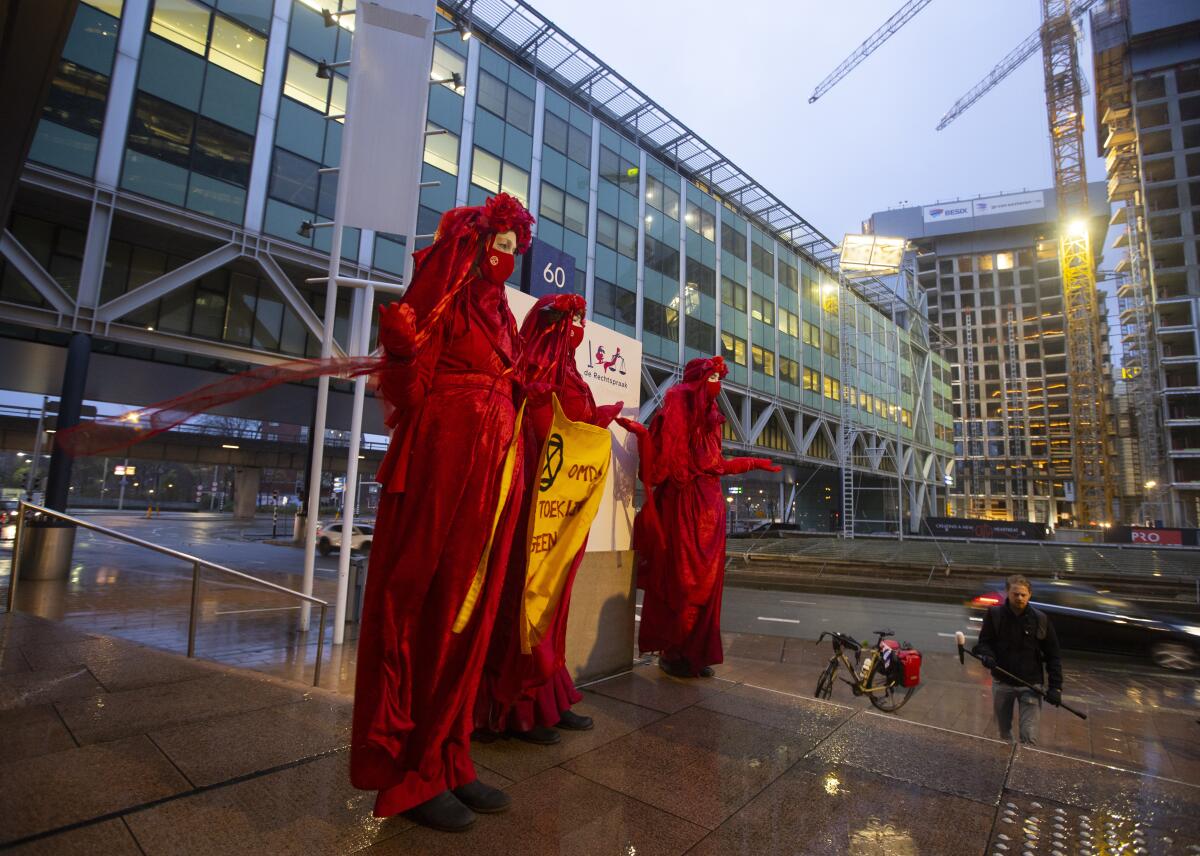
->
{"left": 4, "top": 501, "right": 329, "bottom": 686}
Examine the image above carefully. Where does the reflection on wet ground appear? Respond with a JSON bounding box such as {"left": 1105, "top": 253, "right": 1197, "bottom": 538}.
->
{"left": 1, "top": 609, "right": 1198, "bottom": 854}
{"left": 1, "top": 515, "right": 1198, "bottom": 853}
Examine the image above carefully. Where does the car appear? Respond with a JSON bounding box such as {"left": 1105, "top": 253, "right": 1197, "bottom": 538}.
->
{"left": 316, "top": 521, "right": 374, "bottom": 556}
{"left": 966, "top": 580, "right": 1200, "bottom": 672}
{"left": 0, "top": 498, "right": 19, "bottom": 541}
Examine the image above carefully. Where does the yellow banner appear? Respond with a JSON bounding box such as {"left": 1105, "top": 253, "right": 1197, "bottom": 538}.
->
{"left": 520, "top": 394, "right": 611, "bottom": 653}
{"left": 452, "top": 402, "right": 525, "bottom": 634}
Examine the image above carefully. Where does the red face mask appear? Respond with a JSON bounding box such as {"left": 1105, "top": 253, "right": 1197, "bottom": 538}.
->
{"left": 482, "top": 236, "right": 515, "bottom": 285}
{"left": 706, "top": 374, "right": 721, "bottom": 398}
{"left": 569, "top": 321, "right": 584, "bottom": 350}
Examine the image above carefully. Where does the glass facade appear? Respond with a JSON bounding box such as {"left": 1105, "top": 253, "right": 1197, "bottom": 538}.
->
{"left": 8, "top": 0, "right": 953, "bottom": 514}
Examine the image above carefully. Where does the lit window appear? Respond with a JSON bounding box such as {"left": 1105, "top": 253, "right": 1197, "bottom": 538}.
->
{"left": 471, "top": 147, "right": 501, "bottom": 193}
{"left": 85, "top": 0, "right": 124, "bottom": 17}
{"left": 283, "top": 52, "right": 327, "bottom": 112}
{"left": 500, "top": 163, "right": 529, "bottom": 206}
{"left": 150, "top": 0, "right": 211, "bottom": 56}
{"left": 423, "top": 123, "right": 459, "bottom": 175}
{"left": 209, "top": 15, "right": 265, "bottom": 83}
{"left": 823, "top": 376, "right": 840, "bottom": 400}
{"left": 431, "top": 43, "right": 466, "bottom": 94}
{"left": 996, "top": 252, "right": 1014, "bottom": 270}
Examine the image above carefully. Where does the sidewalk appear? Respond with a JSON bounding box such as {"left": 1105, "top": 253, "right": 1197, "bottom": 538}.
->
{"left": 1, "top": 611, "right": 1197, "bottom": 854}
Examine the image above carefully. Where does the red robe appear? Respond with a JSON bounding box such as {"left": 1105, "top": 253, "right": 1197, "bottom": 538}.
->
{"left": 632, "top": 358, "right": 761, "bottom": 673}
{"left": 349, "top": 272, "right": 524, "bottom": 816}
{"left": 476, "top": 295, "right": 620, "bottom": 731}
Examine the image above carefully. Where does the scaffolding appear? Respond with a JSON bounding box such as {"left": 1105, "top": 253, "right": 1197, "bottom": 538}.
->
{"left": 1041, "top": 0, "right": 1116, "bottom": 526}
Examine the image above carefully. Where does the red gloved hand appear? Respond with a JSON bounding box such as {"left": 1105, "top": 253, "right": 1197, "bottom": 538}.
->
{"left": 378, "top": 302, "right": 417, "bottom": 360}
{"left": 594, "top": 401, "right": 624, "bottom": 427}
{"left": 753, "top": 458, "right": 782, "bottom": 473}
{"left": 524, "top": 381, "right": 555, "bottom": 406}
{"left": 615, "top": 416, "right": 648, "bottom": 437}
{"left": 551, "top": 293, "right": 586, "bottom": 314}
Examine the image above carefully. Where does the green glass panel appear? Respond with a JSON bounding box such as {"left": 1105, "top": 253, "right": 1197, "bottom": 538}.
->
{"left": 28, "top": 122, "right": 98, "bottom": 177}
{"left": 200, "top": 65, "right": 260, "bottom": 135}
{"left": 186, "top": 172, "right": 247, "bottom": 222}
{"left": 217, "top": 0, "right": 272, "bottom": 33}
{"left": 62, "top": 4, "right": 118, "bottom": 76}
{"left": 288, "top": 1, "right": 335, "bottom": 59}
{"left": 264, "top": 197, "right": 313, "bottom": 244}
{"left": 426, "top": 85, "right": 463, "bottom": 134}
{"left": 139, "top": 37, "right": 204, "bottom": 111}
{"left": 276, "top": 98, "right": 325, "bottom": 161}
{"left": 121, "top": 150, "right": 188, "bottom": 205}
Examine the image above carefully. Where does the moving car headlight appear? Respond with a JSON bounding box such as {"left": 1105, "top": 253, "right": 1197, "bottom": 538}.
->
{"left": 1179, "top": 625, "right": 1200, "bottom": 637}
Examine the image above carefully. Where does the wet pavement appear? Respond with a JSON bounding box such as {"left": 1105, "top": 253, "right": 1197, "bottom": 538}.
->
{"left": 1, "top": 604, "right": 1198, "bottom": 853}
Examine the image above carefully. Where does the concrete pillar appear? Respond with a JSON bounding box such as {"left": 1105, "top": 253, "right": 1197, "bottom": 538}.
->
{"left": 45, "top": 332, "right": 91, "bottom": 511}
{"left": 233, "top": 466, "right": 261, "bottom": 520}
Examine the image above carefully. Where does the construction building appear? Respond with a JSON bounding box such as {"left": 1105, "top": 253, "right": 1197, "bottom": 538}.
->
{"left": 869, "top": 186, "right": 1114, "bottom": 526}
{"left": 1092, "top": 0, "right": 1200, "bottom": 527}
{"left": 0, "top": 0, "right": 953, "bottom": 533}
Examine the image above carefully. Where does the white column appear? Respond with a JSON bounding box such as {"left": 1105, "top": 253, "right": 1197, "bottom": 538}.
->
{"left": 453, "top": 37, "right": 480, "bottom": 207}
{"left": 634, "top": 150, "right": 647, "bottom": 338}
{"left": 243, "top": 0, "right": 293, "bottom": 232}
{"left": 527, "top": 81, "right": 545, "bottom": 233}
{"left": 676, "top": 173, "right": 686, "bottom": 365}
{"left": 94, "top": 0, "right": 151, "bottom": 187}
{"left": 583, "top": 117, "right": 600, "bottom": 320}
{"left": 713, "top": 204, "right": 722, "bottom": 354}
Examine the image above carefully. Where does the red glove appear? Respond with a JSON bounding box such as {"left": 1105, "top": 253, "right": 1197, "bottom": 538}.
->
{"left": 615, "top": 416, "right": 648, "bottom": 437}
{"left": 593, "top": 401, "right": 623, "bottom": 428}
{"left": 378, "top": 302, "right": 417, "bottom": 360}
{"left": 551, "top": 293, "right": 586, "bottom": 314}
{"left": 753, "top": 458, "right": 783, "bottom": 473}
{"left": 524, "top": 381, "right": 555, "bottom": 406}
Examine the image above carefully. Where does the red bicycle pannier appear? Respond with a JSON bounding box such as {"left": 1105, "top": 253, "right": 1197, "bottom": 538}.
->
{"left": 895, "top": 645, "right": 922, "bottom": 687}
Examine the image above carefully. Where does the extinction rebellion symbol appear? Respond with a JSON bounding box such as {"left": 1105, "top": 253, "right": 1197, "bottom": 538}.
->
{"left": 540, "top": 433, "right": 564, "bottom": 491}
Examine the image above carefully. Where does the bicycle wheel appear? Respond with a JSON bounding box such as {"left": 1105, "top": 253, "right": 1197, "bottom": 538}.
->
{"left": 866, "top": 663, "right": 915, "bottom": 712}
{"left": 814, "top": 659, "right": 836, "bottom": 700}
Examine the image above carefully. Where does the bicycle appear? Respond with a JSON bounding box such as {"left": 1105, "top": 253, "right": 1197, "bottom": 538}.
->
{"left": 813, "top": 628, "right": 917, "bottom": 713}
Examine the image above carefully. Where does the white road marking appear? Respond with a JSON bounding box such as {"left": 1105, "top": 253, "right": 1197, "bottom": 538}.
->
{"left": 779, "top": 599, "right": 816, "bottom": 606}
{"left": 758, "top": 616, "right": 801, "bottom": 624}
{"left": 937, "top": 631, "right": 978, "bottom": 638}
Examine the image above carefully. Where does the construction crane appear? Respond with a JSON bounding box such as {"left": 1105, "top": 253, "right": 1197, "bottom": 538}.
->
{"left": 807, "top": 0, "right": 933, "bottom": 104}
{"left": 810, "top": 0, "right": 1117, "bottom": 526}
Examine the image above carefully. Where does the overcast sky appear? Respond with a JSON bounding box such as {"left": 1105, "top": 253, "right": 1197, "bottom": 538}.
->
{"left": 527, "top": 0, "right": 1107, "bottom": 242}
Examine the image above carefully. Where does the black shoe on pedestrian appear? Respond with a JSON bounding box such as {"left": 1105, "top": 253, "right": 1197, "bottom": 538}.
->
{"left": 657, "top": 656, "right": 693, "bottom": 678}
{"left": 556, "top": 709, "right": 594, "bottom": 731}
{"left": 453, "top": 779, "right": 511, "bottom": 814}
{"left": 697, "top": 666, "right": 715, "bottom": 678}
{"left": 509, "top": 724, "right": 561, "bottom": 745}
{"left": 404, "top": 791, "right": 476, "bottom": 832}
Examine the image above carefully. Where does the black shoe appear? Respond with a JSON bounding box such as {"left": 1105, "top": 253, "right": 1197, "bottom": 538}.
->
{"left": 658, "top": 657, "right": 694, "bottom": 678}
{"left": 556, "top": 709, "right": 594, "bottom": 731}
{"left": 404, "top": 790, "right": 476, "bottom": 832}
{"left": 697, "top": 666, "right": 715, "bottom": 678}
{"left": 508, "top": 724, "right": 561, "bottom": 745}
{"left": 453, "top": 779, "right": 511, "bottom": 814}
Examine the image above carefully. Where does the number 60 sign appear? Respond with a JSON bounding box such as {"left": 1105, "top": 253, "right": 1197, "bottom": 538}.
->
{"left": 522, "top": 237, "right": 577, "bottom": 298}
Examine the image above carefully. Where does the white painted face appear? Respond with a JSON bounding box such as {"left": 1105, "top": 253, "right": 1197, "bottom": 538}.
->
{"left": 707, "top": 372, "right": 721, "bottom": 384}
{"left": 491, "top": 230, "right": 517, "bottom": 254}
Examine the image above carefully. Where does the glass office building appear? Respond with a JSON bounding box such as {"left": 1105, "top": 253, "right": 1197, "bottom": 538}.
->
{"left": 2, "top": 0, "right": 953, "bottom": 531}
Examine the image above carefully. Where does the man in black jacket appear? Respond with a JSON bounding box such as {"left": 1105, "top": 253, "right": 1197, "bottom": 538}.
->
{"left": 973, "top": 574, "right": 1063, "bottom": 745}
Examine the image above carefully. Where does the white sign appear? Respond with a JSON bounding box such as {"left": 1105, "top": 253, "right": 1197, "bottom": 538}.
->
{"left": 507, "top": 288, "right": 643, "bottom": 552}
{"left": 972, "top": 191, "right": 1044, "bottom": 218}
{"left": 923, "top": 191, "right": 1045, "bottom": 224}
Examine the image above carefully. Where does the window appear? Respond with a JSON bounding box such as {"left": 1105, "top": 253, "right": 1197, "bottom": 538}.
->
{"left": 823, "top": 330, "right": 839, "bottom": 357}
{"left": 543, "top": 111, "right": 568, "bottom": 154}
{"left": 644, "top": 235, "right": 679, "bottom": 278}
{"left": 823, "top": 375, "right": 841, "bottom": 400}
{"left": 566, "top": 124, "right": 590, "bottom": 166}
{"left": 476, "top": 71, "right": 507, "bottom": 118}
{"left": 803, "top": 367, "right": 819, "bottom": 392}
{"left": 646, "top": 174, "right": 680, "bottom": 218}
{"left": 720, "top": 332, "right": 747, "bottom": 366}
{"left": 721, "top": 276, "right": 746, "bottom": 312}
{"left": 751, "top": 241, "right": 774, "bottom": 276}
{"left": 643, "top": 299, "right": 679, "bottom": 341}
{"left": 423, "top": 123, "right": 459, "bottom": 175}
{"left": 751, "top": 293, "right": 774, "bottom": 325}
{"left": 269, "top": 148, "right": 319, "bottom": 209}
{"left": 779, "top": 357, "right": 799, "bottom": 385}
{"left": 540, "top": 182, "right": 564, "bottom": 224}
{"left": 685, "top": 316, "right": 715, "bottom": 353}
{"left": 778, "top": 307, "right": 799, "bottom": 338}
{"left": 208, "top": 14, "right": 265, "bottom": 83}
{"left": 685, "top": 201, "right": 715, "bottom": 241}
{"left": 751, "top": 344, "right": 774, "bottom": 376}
{"left": 779, "top": 260, "right": 798, "bottom": 292}
{"left": 685, "top": 257, "right": 715, "bottom": 298}
{"left": 721, "top": 222, "right": 746, "bottom": 260}
{"left": 593, "top": 277, "right": 636, "bottom": 326}
{"left": 150, "top": 0, "right": 210, "bottom": 56}
{"left": 616, "top": 220, "right": 637, "bottom": 259}
{"left": 802, "top": 321, "right": 820, "bottom": 347}
{"left": 284, "top": 52, "right": 330, "bottom": 112}
{"left": 431, "top": 43, "right": 466, "bottom": 94}
{"left": 471, "top": 146, "right": 501, "bottom": 193}
{"left": 563, "top": 193, "right": 587, "bottom": 235}
{"left": 596, "top": 211, "right": 617, "bottom": 251}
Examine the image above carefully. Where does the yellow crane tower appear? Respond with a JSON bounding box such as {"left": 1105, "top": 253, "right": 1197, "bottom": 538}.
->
{"left": 810, "top": 0, "right": 1116, "bottom": 526}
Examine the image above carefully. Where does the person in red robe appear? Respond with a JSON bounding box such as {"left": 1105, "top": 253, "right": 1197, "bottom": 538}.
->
{"left": 618, "top": 355, "right": 780, "bottom": 678}
{"left": 475, "top": 293, "right": 622, "bottom": 744}
{"left": 350, "top": 194, "right": 535, "bottom": 832}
